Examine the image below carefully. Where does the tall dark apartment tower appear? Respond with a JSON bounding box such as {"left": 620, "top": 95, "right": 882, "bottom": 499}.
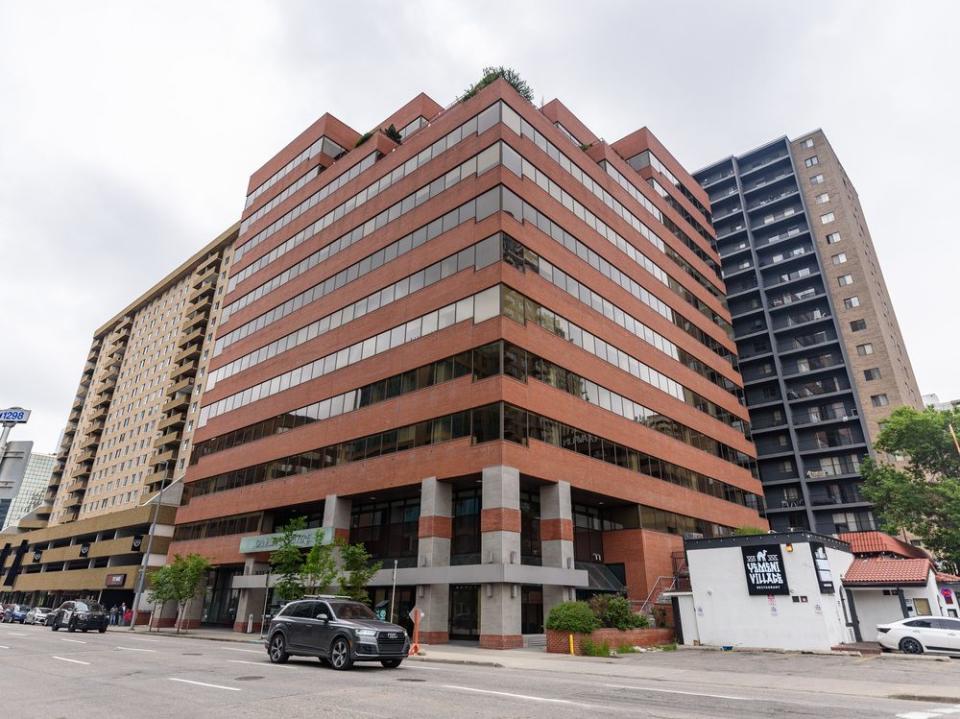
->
{"left": 170, "top": 79, "right": 764, "bottom": 646}
{"left": 694, "top": 132, "right": 922, "bottom": 535}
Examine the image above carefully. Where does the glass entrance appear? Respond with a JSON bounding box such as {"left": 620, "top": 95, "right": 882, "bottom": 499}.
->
{"left": 201, "top": 566, "right": 241, "bottom": 626}
{"left": 449, "top": 584, "right": 480, "bottom": 641}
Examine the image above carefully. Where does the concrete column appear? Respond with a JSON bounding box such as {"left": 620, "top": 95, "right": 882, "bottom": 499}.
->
{"left": 480, "top": 465, "right": 522, "bottom": 649}
{"left": 540, "top": 480, "right": 576, "bottom": 616}
{"left": 416, "top": 477, "right": 451, "bottom": 644}
{"left": 322, "top": 494, "right": 352, "bottom": 542}
{"left": 234, "top": 558, "right": 268, "bottom": 633}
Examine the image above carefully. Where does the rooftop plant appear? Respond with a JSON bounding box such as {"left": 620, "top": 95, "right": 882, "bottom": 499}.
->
{"left": 461, "top": 66, "right": 534, "bottom": 103}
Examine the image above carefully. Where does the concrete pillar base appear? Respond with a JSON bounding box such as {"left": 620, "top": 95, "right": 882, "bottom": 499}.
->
{"left": 419, "top": 631, "right": 449, "bottom": 644}
{"left": 479, "top": 634, "right": 523, "bottom": 650}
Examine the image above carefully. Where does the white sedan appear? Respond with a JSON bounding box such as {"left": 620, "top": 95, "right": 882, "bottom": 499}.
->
{"left": 877, "top": 616, "right": 960, "bottom": 655}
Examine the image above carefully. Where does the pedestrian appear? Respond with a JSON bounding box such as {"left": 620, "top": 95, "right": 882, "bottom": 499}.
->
{"left": 120, "top": 602, "right": 127, "bottom": 626}
{"left": 123, "top": 608, "right": 132, "bottom": 626}
{"left": 110, "top": 605, "right": 118, "bottom": 625}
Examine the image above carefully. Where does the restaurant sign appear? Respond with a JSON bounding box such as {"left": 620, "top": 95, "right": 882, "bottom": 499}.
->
{"left": 741, "top": 544, "right": 790, "bottom": 595}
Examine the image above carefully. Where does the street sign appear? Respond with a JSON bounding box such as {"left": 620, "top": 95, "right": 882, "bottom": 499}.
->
{"left": 0, "top": 407, "right": 30, "bottom": 425}
{"left": 238, "top": 526, "right": 333, "bottom": 554}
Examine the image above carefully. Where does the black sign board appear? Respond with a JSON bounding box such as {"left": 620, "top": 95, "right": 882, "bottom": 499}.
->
{"left": 741, "top": 543, "right": 790, "bottom": 595}
{"left": 79, "top": 542, "right": 90, "bottom": 557}
{"left": 3, "top": 540, "right": 29, "bottom": 587}
{"left": 810, "top": 543, "right": 835, "bottom": 594}
{"left": 105, "top": 573, "right": 127, "bottom": 588}
{"left": 32, "top": 549, "right": 43, "bottom": 564}
{"left": 131, "top": 535, "right": 143, "bottom": 552}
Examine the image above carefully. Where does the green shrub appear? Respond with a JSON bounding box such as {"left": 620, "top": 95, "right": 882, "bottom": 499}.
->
{"left": 545, "top": 601, "right": 600, "bottom": 634}
{"left": 590, "top": 595, "right": 648, "bottom": 630}
{"left": 617, "top": 643, "right": 637, "bottom": 654}
{"left": 461, "top": 66, "right": 534, "bottom": 103}
{"left": 660, "top": 642, "right": 677, "bottom": 651}
{"left": 354, "top": 131, "right": 373, "bottom": 148}
{"left": 383, "top": 124, "right": 402, "bottom": 144}
{"left": 734, "top": 526, "right": 767, "bottom": 536}
{"left": 580, "top": 638, "right": 611, "bottom": 657}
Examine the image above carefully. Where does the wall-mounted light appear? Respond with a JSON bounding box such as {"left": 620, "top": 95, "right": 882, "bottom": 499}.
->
{"left": 785, "top": 543, "right": 794, "bottom": 553}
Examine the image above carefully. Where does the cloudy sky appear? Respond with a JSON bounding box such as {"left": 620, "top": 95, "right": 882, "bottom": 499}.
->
{"left": 1, "top": 1, "right": 957, "bottom": 453}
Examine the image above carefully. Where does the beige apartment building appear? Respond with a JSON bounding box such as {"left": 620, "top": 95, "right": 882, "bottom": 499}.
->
{"left": 788, "top": 130, "right": 923, "bottom": 444}
{"left": 1, "top": 224, "right": 237, "bottom": 610}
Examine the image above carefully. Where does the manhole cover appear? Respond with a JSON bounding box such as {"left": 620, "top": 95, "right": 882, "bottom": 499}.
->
{"left": 397, "top": 678, "right": 426, "bottom": 682}
{"left": 234, "top": 676, "right": 264, "bottom": 681}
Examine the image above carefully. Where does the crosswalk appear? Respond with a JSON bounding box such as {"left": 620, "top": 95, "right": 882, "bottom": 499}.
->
{"left": 897, "top": 706, "right": 960, "bottom": 719}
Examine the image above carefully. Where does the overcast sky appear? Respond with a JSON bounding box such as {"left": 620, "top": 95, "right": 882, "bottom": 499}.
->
{"left": 1, "top": 1, "right": 957, "bottom": 453}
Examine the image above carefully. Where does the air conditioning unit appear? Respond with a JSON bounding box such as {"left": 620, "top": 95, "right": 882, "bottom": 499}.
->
{"left": 683, "top": 532, "right": 704, "bottom": 540}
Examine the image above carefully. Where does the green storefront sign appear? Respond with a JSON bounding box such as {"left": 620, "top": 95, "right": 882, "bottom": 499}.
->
{"left": 239, "top": 526, "right": 333, "bottom": 554}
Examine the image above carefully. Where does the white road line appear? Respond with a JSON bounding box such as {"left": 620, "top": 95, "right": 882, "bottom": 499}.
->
{"left": 169, "top": 678, "right": 240, "bottom": 692}
{"left": 124, "top": 636, "right": 159, "bottom": 643}
{"left": 222, "top": 647, "right": 262, "bottom": 654}
{"left": 3, "top": 632, "right": 26, "bottom": 637}
{"left": 52, "top": 656, "right": 90, "bottom": 665}
{"left": 116, "top": 646, "right": 156, "bottom": 652}
{"left": 0, "top": 645, "right": 8, "bottom": 649}
{"left": 60, "top": 638, "right": 87, "bottom": 644}
{"left": 898, "top": 710, "right": 960, "bottom": 719}
{"left": 604, "top": 683, "right": 756, "bottom": 702}
{"left": 441, "top": 685, "right": 597, "bottom": 708}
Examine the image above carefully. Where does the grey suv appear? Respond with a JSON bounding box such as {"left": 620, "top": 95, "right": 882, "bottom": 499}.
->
{"left": 265, "top": 597, "right": 409, "bottom": 670}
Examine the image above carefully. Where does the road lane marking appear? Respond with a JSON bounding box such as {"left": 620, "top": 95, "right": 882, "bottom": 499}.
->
{"left": 228, "top": 659, "right": 291, "bottom": 669}
{"left": 0, "top": 645, "right": 8, "bottom": 649}
{"left": 125, "top": 636, "right": 159, "bottom": 643}
{"left": 223, "top": 647, "right": 262, "bottom": 654}
{"left": 116, "top": 646, "right": 156, "bottom": 652}
{"left": 897, "top": 710, "right": 960, "bottom": 719}
{"left": 441, "top": 685, "right": 597, "bottom": 708}
{"left": 3, "top": 632, "right": 26, "bottom": 637}
{"left": 60, "top": 638, "right": 87, "bottom": 644}
{"left": 604, "top": 683, "right": 756, "bottom": 702}
{"left": 169, "top": 678, "right": 240, "bottom": 692}
{"left": 52, "top": 656, "right": 90, "bottom": 665}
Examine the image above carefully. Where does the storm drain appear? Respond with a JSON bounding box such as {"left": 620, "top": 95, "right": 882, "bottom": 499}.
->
{"left": 234, "top": 676, "right": 264, "bottom": 681}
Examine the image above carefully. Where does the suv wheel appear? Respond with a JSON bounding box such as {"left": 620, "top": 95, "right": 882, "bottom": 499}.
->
{"left": 67, "top": 619, "right": 77, "bottom": 633}
{"left": 900, "top": 637, "right": 924, "bottom": 654}
{"left": 268, "top": 634, "right": 289, "bottom": 664}
{"left": 329, "top": 637, "right": 353, "bottom": 670}
{"left": 381, "top": 659, "right": 403, "bottom": 669}
{"left": 51, "top": 616, "right": 59, "bottom": 632}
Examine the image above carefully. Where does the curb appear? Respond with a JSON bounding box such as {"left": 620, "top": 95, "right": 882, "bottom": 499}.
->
{"left": 119, "top": 630, "right": 262, "bottom": 645}
{"left": 888, "top": 694, "right": 960, "bottom": 704}
{"left": 409, "top": 656, "right": 504, "bottom": 668}
{"left": 678, "top": 644, "right": 862, "bottom": 657}
{"left": 877, "top": 653, "right": 953, "bottom": 663}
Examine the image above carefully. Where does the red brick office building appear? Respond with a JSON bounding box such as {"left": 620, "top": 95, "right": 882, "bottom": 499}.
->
{"left": 168, "top": 78, "right": 765, "bottom": 647}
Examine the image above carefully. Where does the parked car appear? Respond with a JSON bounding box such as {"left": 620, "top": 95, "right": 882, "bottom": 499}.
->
{"left": 48, "top": 600, "right": 109, "bottom": 633}
{"left": 877, "top": 616, "right": 960, "bottom": 655}
{"left": 265, "top": 597, "right": 409, "bottom": 670}
{"left": 25, "top": 607, "right": 53, "bottom": 625}
{"left": 2, "top": 604, "right": 29, "bottom": 624}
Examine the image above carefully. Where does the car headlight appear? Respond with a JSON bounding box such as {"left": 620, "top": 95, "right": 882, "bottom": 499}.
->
{"left": 355, "top": 629, "right": 377, "bottom": 638}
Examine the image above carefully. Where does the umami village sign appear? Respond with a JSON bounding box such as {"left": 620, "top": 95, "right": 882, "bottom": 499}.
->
{"left": 741, "top": 544, "right": 790, "bottom": 595}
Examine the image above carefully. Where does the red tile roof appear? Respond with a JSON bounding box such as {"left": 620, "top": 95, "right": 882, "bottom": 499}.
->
{"left": 838, "top": 531, "right": 929, "bottom": 559}
{"left": 843, "top": 558, "right": 932, "bottom": 586}
{"left": 936, "top": 572, "right": 960, "bottom": 584}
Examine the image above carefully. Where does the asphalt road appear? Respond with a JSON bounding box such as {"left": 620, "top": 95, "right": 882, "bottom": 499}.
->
{"left": 1, "top": 623, "right": 958, "bottom": 718}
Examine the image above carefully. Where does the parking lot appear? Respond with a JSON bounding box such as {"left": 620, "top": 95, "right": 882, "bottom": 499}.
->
{"left": 2, "top": 620, "right": 960, "bottom": 718}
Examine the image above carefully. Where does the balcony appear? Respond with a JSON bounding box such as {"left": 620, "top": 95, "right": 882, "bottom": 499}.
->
{"left": 189, "top": 293, "right": 213, "bottom": 314}
{"left": 157, "top": 411, "right": 186, "bottom": 432}
{"left": 805, "top": 464, "right": 861, "bottom": 480}
{"left": 192, "top": 264, "right": 218, "bottom": 289}
{"left": 716, "top": 223, "right": 748, "bottom": 241}
{"left": 152, "top": 449, "right": 176, "bottom": 465}
{"left": 699, "top": 170, "right": 735, "bottom": 188}
{"left": 793, "top": 407, "right": 858, "bottom": 427}
{"left": 177, "top": 327, "right": 205, "bottom": 350}
{"left": 170, "top": 361, "right": 198, "bottom": 382}
{"left": 778, "top": 332, "right": 838, "bottom": 356}
{"left": 169, "top": 377, "right": 195, "bottom": 396}
{"left": 756, "top": 225, "right": 808, "bottom": 250}
{"left": 80, "top": 433, "right": 100, "bottom": 451}
{"left": 768, "top": 288, "right": 823, "bottom": 311}
{"left": 180, "top": 312, "right": 208, "bottom": 334}
{"left": 747, "top": 187, "right": 800, "bottom": 213}
{"left": 188, "top": 280, "right": 216, "bottom": 304}
{"left": 772, "top": 308, "right": 830, "bottom": 331}
{"left": 162, "top": 394, "right": 190, "bottom": 414}
{"left": 763, "top": 265, "right": 818, "bottom": 291}
{"left": 154, "top": 430, "right": 181, "bottom": 450}
{"left": 739, "top": 151, "right": 790, "bottom": 178}
{"left": 175, "top": 344, "right": 201, "bottom": 365}
{"left": 720, "top": 240, "right": 751, "bottom": 258}
{"left": 743, "top": 169, "right": 796, "bottom": 195}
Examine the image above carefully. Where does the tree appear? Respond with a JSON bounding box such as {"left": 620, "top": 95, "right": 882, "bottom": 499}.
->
{"left": 383, "top": 123, "right": 402, "bottom": 144}
{"left": 149, "top": 554, "right": 211, "bottom": 633}
{"left": 302, "top": 530, "right": 338, "bottom": 595}
{"left": 461, "top": 66, "right": 534, "bottom": 103}
{"left": 270, "top": 517, "right": 307, "bottom": 602}
{"left": 862, "top": 406, "right": 960, "bottom": 570}
{"left": 336, "top": 538, "right": 381, "bottom": 603}
{"left": 734, "top": 526, "right": 768, "bottom": 536}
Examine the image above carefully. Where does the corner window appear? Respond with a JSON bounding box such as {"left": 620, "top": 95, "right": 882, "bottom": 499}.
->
{"left": 820, "top": 212, "right": 836, "bottom": 224}
{"left": 838, "top": 274, "right": 853, "bottom": 286}
{"left": 850, "top": 319, "right": 867, "bottom": 332}
{"left": 816, "top": 193, "right": 830, "bottom": 204}
{"left": 826, "top": 232, "right": 841, "bottom": 244}
{"left": 871, "top": 394, "right": 889, "bottom": 407}
{"left": 856, "top": 343, "right": 874, "bottom": 356}
{"left": 832, "top": 253, "right": 847, "bottom": 265}
{"left": 802, "top": 138, "right": 815, "bottom": 149}
{"left": 811, "top": 174, "right": 824, "bottom": 185}
{"left": 804, "top": 156, "right": 819, "bottom": 167}
{"left": 844, "top": 296, "right": 860, "bottom": 309}
{"left": 864, "top": 368, "right": 881, "bottom": 381}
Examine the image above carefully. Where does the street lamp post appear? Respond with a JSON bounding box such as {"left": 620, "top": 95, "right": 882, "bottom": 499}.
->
{"left": 129, "top": 462, "right": 170, "bottom": 630}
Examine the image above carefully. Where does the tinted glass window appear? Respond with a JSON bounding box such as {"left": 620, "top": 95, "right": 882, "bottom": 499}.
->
{"left": 933, "top": 618, "right": 960, "bottom": 630}
{"left": 905, "top": 619, "right": 933, "bottom": 628}
{"left": 331, "top": 602, "right": 376, "bottom": 620}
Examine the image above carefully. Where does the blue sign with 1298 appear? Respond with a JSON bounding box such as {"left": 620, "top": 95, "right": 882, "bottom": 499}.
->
{"left": 0, "top": 407, "right": 30, "bottom": 423}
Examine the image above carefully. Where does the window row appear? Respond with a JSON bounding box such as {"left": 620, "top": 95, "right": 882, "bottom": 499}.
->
{"left": 172, "top": 512, "right": 261, "bottom": 541}
{"left": 500, "top": 286, "right": 750, "bottom": 435}
{"left": 216, "top": 143, "right": 507, "bottom": 355}
{"left": 208, "top": 234, "right": 500, "bottom": 388}
{"left": 627, "top": 149, "right": 713, "bottom": 221}
{"left": 233, "top": 101, "right": 502, "bottom": 264}
{"left": 187, "top": 402, "right": 762, "bottom": 513}
{"left": 241, "top": 164, "right": 321, "bottom": 235}
{"left": 244, "top": 135, "right": 346, "bottom": 211}
{"left": 198, "top": 285, "right": 501, "bottom": 426}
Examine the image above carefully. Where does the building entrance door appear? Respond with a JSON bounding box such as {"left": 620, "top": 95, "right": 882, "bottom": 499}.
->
{"left": 449, "top": 584, "right": 480, "bottom": 641}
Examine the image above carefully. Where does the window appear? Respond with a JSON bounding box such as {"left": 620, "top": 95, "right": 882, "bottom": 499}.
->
{"left": 826, "top": 232, "right": 841, "bottom": 244}
{"left": 816, "top": 193, "right": 830, "bottom": 204}
{"left": 811, "top": 174, "right": 824, "bottom": 185}
{"left": 844, "top": 296, "right": 860, "bottom": 309}
{"left": 802, "top": 138, "right": 815, "bottom": 148}
{"left": 864, "top": 368, "right": 881, "bottom": 381}
{"left": 850, "top": 319, "right": 867, "bottom": 332}
{"left": 804, "top": 156, "right": 819, "bottom": 167}
{"left": 832, "top": 253, "right": 847, "bottom": 265}
{"left": 856, "top": 343, "right": 874, "bottom": 356}
{"left": 871, "top": 394, "right": 889, "bottom": 407}
{"left": 820, "top": 212, "right": 836, "bottom": 224}
{"left": 838, "top": 274, "right": 853, "bottom": 286}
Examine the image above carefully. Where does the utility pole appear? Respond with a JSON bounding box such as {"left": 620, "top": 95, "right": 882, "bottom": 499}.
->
{"left": 129, "top": 461, "right": 170, "bottom": 630}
